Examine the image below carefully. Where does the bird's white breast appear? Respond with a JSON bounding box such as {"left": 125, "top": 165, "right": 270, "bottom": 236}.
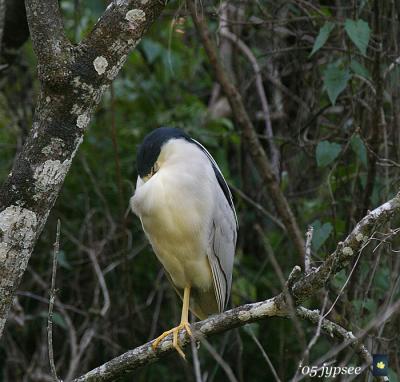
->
{"left": 131, "top": 139, "right": 216, "bottom": 290}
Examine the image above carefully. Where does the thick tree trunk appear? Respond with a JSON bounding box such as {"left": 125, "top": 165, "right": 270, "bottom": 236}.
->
{"left": 0, "top": 0, "right": 165, "bottom": 338}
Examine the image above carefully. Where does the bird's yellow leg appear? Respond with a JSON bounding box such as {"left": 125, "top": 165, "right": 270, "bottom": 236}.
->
{"left": 152, "top": 286, "right": 193, "bottom": 358}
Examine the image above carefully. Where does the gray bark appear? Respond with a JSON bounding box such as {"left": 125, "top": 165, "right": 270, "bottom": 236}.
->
{"left": 0, "top": 0, "right": 165, "bottom": 338}
{"left": 73, "top": 193, "right": 399, "bottom": 381}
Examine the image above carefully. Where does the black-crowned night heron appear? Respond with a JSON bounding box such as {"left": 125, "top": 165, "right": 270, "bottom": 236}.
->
{"left": 130, "top": 127, "right": 238, "bottom": 357}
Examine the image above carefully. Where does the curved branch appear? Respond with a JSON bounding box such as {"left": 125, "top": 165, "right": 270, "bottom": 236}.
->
{"left": 0, "top": 0, "right": 166, "bottom": 339}
{"left": 25, "top": 0, "right": 69, "bottom": 60}
{"left": 292, "top": 192, "right": 400, "bottom": 302}
{"left": 71, "top": 297, "right": 379, "bottom": 382}
{"left": 220, "top": 29, "right": 280, "bottom": 175}
{"left": 187, "top": 0, "right": 306, "bottom": 261}
{"left": 72, "top": 193, "right": 400, "bottom": 381}
{"left": 72, "top": 296, "right": 285, "bottom": 382}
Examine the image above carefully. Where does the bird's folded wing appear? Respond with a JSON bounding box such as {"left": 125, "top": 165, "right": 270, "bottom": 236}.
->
{"left": 207, "top": 190, "right": 237, "bottom": 313}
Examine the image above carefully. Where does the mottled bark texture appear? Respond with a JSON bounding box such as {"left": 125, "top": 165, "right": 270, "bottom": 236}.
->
{"left": 72, "top": 297, "right": 286, "bottom": 382}
{"left": 72, "top": 193, "right": 400, "bottom": 381}
{"left": 0, "top": 0, "right": 165, "bottom": 338}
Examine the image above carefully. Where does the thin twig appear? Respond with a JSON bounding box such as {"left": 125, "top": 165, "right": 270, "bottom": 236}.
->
{"left": 191, "top": 336, "right": 202, "bottom": 382}
{"left": 220, "top": 29, "right": 280, "bottom": 174}
{"left": 88, "top": 249, "right": 110, "bottom": 317}
{"left": 291, "top": 292, "right": 328, "bottom": 382}
{"left": 200, "top": 338, "right": 239, "bottom": 382}
{"left": 187, "top": 0, "right": 306, "bottom": 261}
{"left": 304, "top": 225, "right": 313, "bottom": 273}
{"left": 71, "top": 194, "right": 400, "bottom": 382}
{"left": 246, "top": 328, "right": 282, "bottom": 382}
{"left": 230, "top": 184, "right": 286, "bottom": 231}
{"left": 47, "top": 219, "right": 61, "bottom": 382}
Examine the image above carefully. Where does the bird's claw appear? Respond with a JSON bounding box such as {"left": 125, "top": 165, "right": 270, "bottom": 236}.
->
{"left": 152, "top": 321, "right": 193, "bottom": 359}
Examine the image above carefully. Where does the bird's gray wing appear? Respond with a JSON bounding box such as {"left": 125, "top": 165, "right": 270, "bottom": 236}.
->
{"left": 207, "top": 185, "right": 237, "bottom": 313}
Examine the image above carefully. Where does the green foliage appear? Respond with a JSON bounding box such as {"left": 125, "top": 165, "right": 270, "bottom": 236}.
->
{"left": 322, "top": 64, "right": 351, "bottom": 105}
{"left": 350, "top": 59, "right": 371, "bottom": 79}
{"left": 316, "top": 140, "right": 342, "bottom": 167}
{"left": 2, "top": 1, "right": 399, "bottom": 381}
{"left": 344, "top": 19, "right": 371, "bottom": 56}
{"left": 310, "top": 22, "right": 335, "bottom": 57}
{"left": 311, "top": 220, "right": 333, "bottom": 251}
{"left": 39, "top": 311, "right": 67, "bottom": 329}
{"left": 331, "top": 269, "right": 347, "bottom": 290}
{"left": 350, "top": 134, "right": 368, "bottom": 167}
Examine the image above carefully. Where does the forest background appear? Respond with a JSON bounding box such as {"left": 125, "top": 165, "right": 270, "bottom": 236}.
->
{"left": 0, "top": 0, "right": 399, "bottom": 381}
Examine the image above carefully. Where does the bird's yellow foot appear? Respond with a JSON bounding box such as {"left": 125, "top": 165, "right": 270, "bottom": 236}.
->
{"left": 152, "top": 320, "right": 193, "bottom": 359}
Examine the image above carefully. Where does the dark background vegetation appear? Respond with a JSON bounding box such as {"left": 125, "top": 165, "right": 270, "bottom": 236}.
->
{"left": 0, "top": 0, "right": 399, "bottom": 381}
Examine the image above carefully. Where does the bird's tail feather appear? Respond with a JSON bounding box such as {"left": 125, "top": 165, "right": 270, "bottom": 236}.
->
{"left": 190, "top": 287, "right": 219, "bottom": 320}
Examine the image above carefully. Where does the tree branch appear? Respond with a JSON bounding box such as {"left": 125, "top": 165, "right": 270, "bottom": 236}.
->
{"left": 72, "top": 296, "right": 285, "bottom": 382}
{"left": 292, "top": 192, "right": 400, "bottom": 302}
{"left": 25, "top": 0, "right": 71, "bottom": 83}
{"left": 187, "top": 0, "right": 306, "bottom": 260}
{"left": 72, "top": 194, "right": 400, "bottom": 381}
{"left": 219, "top": 29, "right": 280, "bottom": 175}
{"left": 0, "top": 0, "right": 166, "bottom": 339}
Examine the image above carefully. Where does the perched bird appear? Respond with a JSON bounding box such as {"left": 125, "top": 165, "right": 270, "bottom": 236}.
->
{"left": 130, "top": 127, "right": 238, "bottom": 357}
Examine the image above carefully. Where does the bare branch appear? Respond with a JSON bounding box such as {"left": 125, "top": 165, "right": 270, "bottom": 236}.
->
{"left": 72, "top": 296, "right": 285, "bottom": 382}
{"left": 304, "top": 226, "right": 313, "bottom": 274}
{"left": 246, "top": 327, "right": 281, "bottom": 382}
{"left": 71, "top": 193, "right": 400, "bottom": 381}
{"left": 47, "top": 219, "right": 61, "bottom": 382}
{"left": 0, "top": 0, "right": 166, "bottom": 339}
{"left": 292, "top": 193, "right": 400, "bottom": 302}
{"left": 25, "top": 0, "right": 69, "bottom": 57}
{"left": 219, "top": 29, "right": 280, "bottom": 174}
{"left": 200, "top": 338, "right": 238, "bottom": 382}
{"left": 187, "top": 0, "right": 306, "bottom": 260}
{"left": 25, "top": 0, "right": 72, "bottom": 84}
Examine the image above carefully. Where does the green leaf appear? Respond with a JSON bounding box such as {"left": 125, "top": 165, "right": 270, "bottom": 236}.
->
{"left": 323, "top": 64, "right": 351, "bottom": 105}
{"left": 311, "top": 220, "right": 333, "bottom": 251}
{"left": 350, "top": 60, "right": 371, "bottom": 79}
{"left": 57, "top": 250, "right": 72, "bottom": 270}
{"left": 141, "top": 39, "right": 164, "bottom": 63}
{"left": 52, "top": 313, "right": 67, "bottom": 329}
{"left": 243, "top": 323, "right": 260, "bottom": 337}
{"left": 352, "top": 299, "right": 362, "bottom": 315}
{"left": 363, "top": 298, "right": 377, "bottom": 313}
{"left": 332, "top": 269, "right": 347, "bottom": 289}
{"left": 316, "top": 140, "right": 342, "bottom": 167}
{"left": 39, "top": 312, "right": 67, "bottom": 329}
{"left": 350, "top": 134, "right": 368, "bottom": 167}
{"left": 388, "top": 369, "right": 399, "bottom": 382}
{"left": 344, "top": 19, "right": 371, "bottom": 56}
{"left": 310, "top": 22, "right": 335, "bottom": 57}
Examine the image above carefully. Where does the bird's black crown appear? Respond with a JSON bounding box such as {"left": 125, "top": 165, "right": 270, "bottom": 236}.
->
{"left": 136, "top": 127, "right": 190, "bottom": 178}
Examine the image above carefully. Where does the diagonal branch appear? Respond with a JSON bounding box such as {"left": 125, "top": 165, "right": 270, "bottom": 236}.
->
{"left": 25, "top": 0, "right": 72, "bottom": 83}
{"left": 187, "top": 0, "right": 306, "bottom": 260}
{"left": 72, "top": 194, "right": 400, "bottom": 381}
{"left": 292, "top": 192, "right": 400, "bottom": 302}
{"left": 0, "top": 0, "right": 166, "bottom": 339}
{"left": 219, "top": 29, "right": 280, "bottom": 175}
{"left": 25, "top": 0, "right": 69, "bottom": 58}
{"left": 72, "top": 296, "right": 285, "bottom": 382}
